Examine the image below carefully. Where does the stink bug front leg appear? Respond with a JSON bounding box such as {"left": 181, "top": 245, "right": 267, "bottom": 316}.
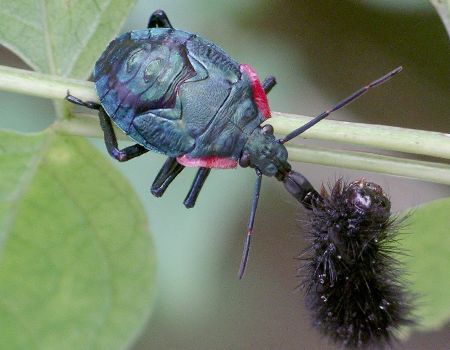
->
{"left": 65, "top": 92, "right": 101, "bottom": 110}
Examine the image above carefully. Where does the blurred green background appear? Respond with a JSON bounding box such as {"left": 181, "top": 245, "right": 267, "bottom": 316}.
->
{"left": 1, "top": 0, "right": 449, "bottom": 349}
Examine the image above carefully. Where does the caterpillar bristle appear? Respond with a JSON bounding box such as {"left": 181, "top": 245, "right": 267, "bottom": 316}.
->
{"left": 301, "top": 179, "right": 412, "bottom": 349}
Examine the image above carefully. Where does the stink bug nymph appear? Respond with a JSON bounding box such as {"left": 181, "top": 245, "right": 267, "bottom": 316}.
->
{"left": 66, "top": 10, "right": 402, "bottom": 278}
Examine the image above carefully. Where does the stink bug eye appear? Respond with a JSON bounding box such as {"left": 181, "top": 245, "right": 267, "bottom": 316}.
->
{"left": 262, "top": 124, "right": 274, "bottom": 135}
{"left": 239, "top": 152, "right": 251, "bottom": 168}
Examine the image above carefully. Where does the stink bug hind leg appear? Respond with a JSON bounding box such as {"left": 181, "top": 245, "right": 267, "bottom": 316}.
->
{"left": 98, "top": 109, "right": 148, "bottom": 162}
{"left": 65, "top": 92, "right": 100, "bottom": 110}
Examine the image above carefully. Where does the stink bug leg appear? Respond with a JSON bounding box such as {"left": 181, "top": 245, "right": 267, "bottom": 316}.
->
{"left": 98, "top": 109, "right": 149, "bottom": 162}
{"left": 184, "top": 168, "right": 211, "bottom": 208}
{"left": 65, "top": 92, "right": 101, "bottom": 110}
{"left": 148, "top": 10, "right": 173, "bottom": 29}
{"left": 151, "top": 157, "right": 185, "bottom": 197}
{"left": 65, "top": 93, "right": 148, "bottom": 162}
{"left": 262, "top": 76, "right": 276, "bottom": 94}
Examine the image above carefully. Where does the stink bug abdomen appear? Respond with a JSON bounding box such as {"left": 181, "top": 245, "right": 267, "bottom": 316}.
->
{"left": 93, "top": 27, "right": 268, "bottom": 162}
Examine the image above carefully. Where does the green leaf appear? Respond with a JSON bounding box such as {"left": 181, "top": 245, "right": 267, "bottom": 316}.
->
{"left": 0, "top": 0, "right": 137, "bottom": 78}
{"left": 0, "top": 1, "right": 156, "bottom": 348}
{"left": 0, "top": 129, "right": 155, "bottom": 349}
{"left": 400, "top": 197, "right": 450, "bottom": 330}
{"left": 0, "top": 0, "right": 137, "bottom": 120}
{"left": 430, "top": 0, "right": 450, "bottom": 38}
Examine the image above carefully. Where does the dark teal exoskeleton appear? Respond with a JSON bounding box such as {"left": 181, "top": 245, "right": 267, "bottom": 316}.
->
{"left": 66, "top": 10, "right": 401, "bottom": 278}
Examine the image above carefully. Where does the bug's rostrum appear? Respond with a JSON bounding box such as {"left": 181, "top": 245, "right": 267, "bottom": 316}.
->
{"left": 283, "top": 171, "right": 320, "bottom": 209}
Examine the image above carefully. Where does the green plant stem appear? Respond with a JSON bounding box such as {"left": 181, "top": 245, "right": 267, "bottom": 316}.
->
{"left": 54, "top": 116, "right": 450, "bottom": 185}
{"left": 287, "top": 146, "right": 450, "bottom": 186}
{"left": 0, "top": 65, "right": 97, "bottom": 103}
{"left": 1, "top": 65, "right": 450, "bottom": 184}
{"left": 271, "top": 112, "right": 450, "bottom": 160}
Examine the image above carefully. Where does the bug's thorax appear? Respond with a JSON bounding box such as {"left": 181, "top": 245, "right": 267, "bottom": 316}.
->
{"left": 239, "top": 125, "right": 291, "bottom": 178}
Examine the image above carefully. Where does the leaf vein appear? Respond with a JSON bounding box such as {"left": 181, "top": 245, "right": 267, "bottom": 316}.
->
{"left": 40, "top": 0, "right": 56, "bottom": 74}
{"left": 0, "top": 10, "right": 41, "bottom": 31}
{"left": 44, "top": 145, "right": 115, "bottom": 346}
{"left": 0, "top": 300, "right": 39, "bottom": 348}
{"left": 65, "top": 0, "right": 114, "bottom": 76}
{"left": 0, "top": 135, "right": 49, "bottom": 253}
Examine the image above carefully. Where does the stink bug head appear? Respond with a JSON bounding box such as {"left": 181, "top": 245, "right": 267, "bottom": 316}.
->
{"left": 240, "top": 125, "right": 290, "bottom": 177}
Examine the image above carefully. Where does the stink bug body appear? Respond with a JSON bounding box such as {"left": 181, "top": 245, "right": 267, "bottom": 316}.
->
{"left": 66, "top": 10, "right": 401, "bottom": 278}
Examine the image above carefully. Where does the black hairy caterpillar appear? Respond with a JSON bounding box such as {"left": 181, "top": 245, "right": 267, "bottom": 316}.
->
{"left": 300, "top": 179, "right": 412, "bottom": 349}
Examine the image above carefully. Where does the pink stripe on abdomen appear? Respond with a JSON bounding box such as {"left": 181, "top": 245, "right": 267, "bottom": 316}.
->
{"left": 177, "top": 155, "right": 238, "bottom": 169}
{"left": 239, "top": 64, "right": 271, "bottom": 120}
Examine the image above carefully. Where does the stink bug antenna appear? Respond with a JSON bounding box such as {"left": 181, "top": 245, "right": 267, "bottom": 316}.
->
{"left": 278, "top": 66, "right": 402, "bottom": 144}
{"left": 238, "top": 170, "right": 263, "bottom": 279}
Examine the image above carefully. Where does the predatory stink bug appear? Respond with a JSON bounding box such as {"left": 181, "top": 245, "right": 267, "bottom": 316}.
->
{"left": 66, "top": 9, "right": 401, "bottom": 278}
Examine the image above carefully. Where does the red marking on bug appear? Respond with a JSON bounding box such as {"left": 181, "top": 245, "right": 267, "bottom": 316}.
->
{"left": 240, "top": 64, "right": 271, "bottom": 120}
{"left": 177, "top": 155, "right": 238, "bottom": 169}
